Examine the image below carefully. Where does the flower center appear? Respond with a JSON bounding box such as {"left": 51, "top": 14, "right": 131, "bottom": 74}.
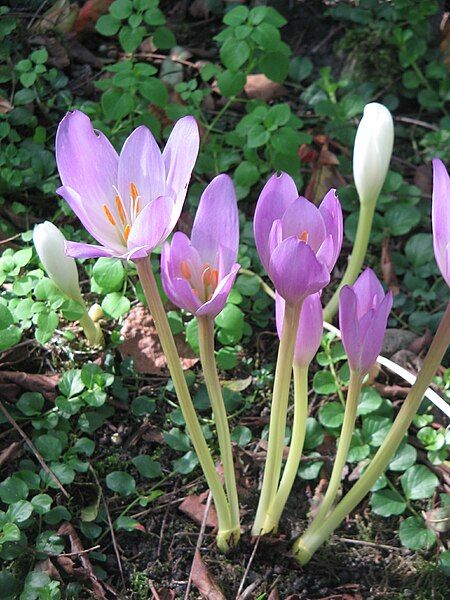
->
{"left": 298, "top": 230, "right": 309, "bottom": 243}
{"left": 180, "top": 260, "right": 219, "bottom": 302}
{"left": 102, "top": 182, "right": 140, "bottom": 246}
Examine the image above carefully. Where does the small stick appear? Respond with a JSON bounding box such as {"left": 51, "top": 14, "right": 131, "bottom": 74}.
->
{"left": 236, "top": 535, "right": 261, "bottom": 599}
{"left": 0, "top": 400, "right": 69, "bottom": 498}
{"left": 54, "top": 544, "right": 100, "bottom": 557}
{"left": 335, "top": 537, "right": 404, "bottom": 551}
{"left": 184, "top": 491, "right": 213, "bottom": 600}
{"left": 89, "top": 465, "right": 126, "bottom": 589}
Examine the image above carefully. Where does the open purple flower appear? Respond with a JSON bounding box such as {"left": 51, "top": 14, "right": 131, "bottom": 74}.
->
{"left": 276, "top": 292, "right": 323, "bottom": 366}
{"left": 254, "top": 173, "right": 343, "bottom": 305}
{"left": 432, "top": 159, "right": 450, "bottom": 287}
{"left": 339, "top": 268, "right": 392, "bottom": 374}
{"left": 161, "top": 174, "right": 240, "bottom": 318}
{"left": 56, "top": 110, "right": 199, "bottom": 260}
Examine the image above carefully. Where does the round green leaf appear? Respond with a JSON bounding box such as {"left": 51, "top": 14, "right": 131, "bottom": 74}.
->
{"left": 93, "top": 258, "right": 125, "bottom": 292}
{"left": 231, "top": 425, "right": 252, "bottom": 447}
{"left": 400, "top": 465, "right": 439, "bottom": 500}
{"left": 101, "top": 293, "right": 130, "bottom": 319}
{"left": 370, "top": 488, "right": 406, "bottom": 517}
{"left": 313, "top": 371, "right": 338, "bottom": 395}
{"left": 388, "top": 443, "right": 417, "bottom": 472}
{"left": 106, "top": 471, "right": 136, "bottom": 496}
{"left": 132, "top": 455, "right": 162, "bottom": 479}
{"left": 318, "top": 402, "right": 344, "bottom": 429}
{"left": 399, "top": 516, "right": 436, "bottom": 550}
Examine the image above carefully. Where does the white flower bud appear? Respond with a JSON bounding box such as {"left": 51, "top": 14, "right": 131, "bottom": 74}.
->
{"left": 353, "top": 103, "right": 394, "bottom": 206}
{"left": 33, "top": 221, "right": 83, "bottom": 304}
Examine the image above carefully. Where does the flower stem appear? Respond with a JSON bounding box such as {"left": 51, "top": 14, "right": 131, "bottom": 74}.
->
{"left": 293, "top": 301, "right": 450, "bottom": 564}
{"left": 262, "top": 363, "right": 309, "bottom": 533}
{"left": 197, "top": 316, "right": 241, "bottom": 545}
{"left": 79, "top": 311, "right": 103, "bottom": 346}
{"left": 324, "top": 202, "right": 375, "bottom": 322}
{"left": 300, "top": 370, "right": 363, "bottom": 539}
{"left": 252, "top": 301, "right": 302, "bottom": 536}
{"left": 135, "top": 258, "right": 233, "bottom": 550}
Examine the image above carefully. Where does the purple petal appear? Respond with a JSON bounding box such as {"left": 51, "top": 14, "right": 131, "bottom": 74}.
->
{"left": 56, "top": 110, "right": 118, "bottom": 219}
{"left": 163, "top": 116, "right": 200, "bottom": 229}
{"left": 65, "top": 241, "right": 116, "bottom": 259}
{"left": 268, "top": 236, "right": 330, "bottom": 305}
{"left": 359, "top": 291, "right": 393, "bottom": 373}
{"left": 319, "top": 189, "right": 343, "bottom": 270}
{"left": 57, "top": 186, "right": 124, "bottom": 252}
{"left": 254, "top": 172, "right": 298, "bottom": 271}
{"left": 118, "top": 126, "right": 166, "bottom": 217}
{"left": 127, "top": 195, "right": 174, "bottom": 254}
{"left": 339, "top": 285, "right": 360, "bottom": 372}
{"left": 316, "top": 235, "right": 335, "bottom": 272}
{"left": 280, "top": 196, "right": 327, "bottom": 252}
{"left": 432, "top": 159, "right": 450, "bottom": 286}
{"left": 353, "top": 268, "right": 386, "bottom": 317}
{"left": 191, "top": 174, "right": 239, "bottom": 268}
{"left": 161, "top": 241, "right": 202, "bottom": 314}
{"left": 195, "top": 264, "right": 240, "bottom": 318}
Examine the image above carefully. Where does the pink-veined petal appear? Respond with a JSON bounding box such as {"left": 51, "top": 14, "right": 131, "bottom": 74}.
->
{"left": 280, "top": 196, "right": 327, "bottom": 252}
{"left": 432, "top": 159, "right": 450, "bottom": 284}
{"left": 65, "top": 241, "right": 117, "bottom": 259}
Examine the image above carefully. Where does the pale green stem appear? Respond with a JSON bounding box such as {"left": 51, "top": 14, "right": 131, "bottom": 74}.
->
{"left": 252, "top": 301, "right": 302, "bottom": 536}
{"left": 301, "top": 370, "right": 363, "bottom": 537}
{"left": 262, "top": 362, "right": 309, "bottom": 533}
{"left": 135, "top": 258, "right": 233, "bottom": 551}
{"left": 79, "top": 311, "right": 103, "bottom": 346}
{"left": 323, "top": 202, "right": 376, "bottom": 322}
{"left": 197, "top": 316, "right": 241, "bottom": 545}
{"left": 293, "top": 301, "right": 450, "bottom": 564}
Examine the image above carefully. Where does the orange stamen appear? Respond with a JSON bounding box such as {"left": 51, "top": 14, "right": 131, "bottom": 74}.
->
{"left": 299, "top": 230, "right": 309, "bottom": 243}
{"left": 115, "top": 195, "right": 126, "bottom": 224}
{"left": 103, "top": 204, "right": 116, "bottom": 226}
{"left": 123, "top": 224, "right": 131, "bottom": 242}
{"left": 202, "top": 266, "right": 212, "bottom": 287}
{"left": 130, "top": 182, "right": 138, "bottom": 200}
{"left": 180, "top": 260, "right": 192, "bottom": 280}
{"left": 135, "top": 199, "right": 141, "bottom": 214}
{"left": 210, "top": 269, "right": 219, "bottom": 289}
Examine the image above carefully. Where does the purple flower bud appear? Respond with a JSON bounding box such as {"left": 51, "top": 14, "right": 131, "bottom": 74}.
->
{"left": 339, "top": 269, "right": 393, "bottom": 374}
{"left": 55, "top": 110, "right": 199, "bottom": 260}
{"left": 276, "top": 292, "right": 323, "bottom": 366}
{"left": 432, "top": 159, "right": 450, "bottom": 287}
{"left": 253, "top": 173, "right": 343, "bottom": 305}
{"left": 161, "top": 174, "right": 240, "bottom": 318}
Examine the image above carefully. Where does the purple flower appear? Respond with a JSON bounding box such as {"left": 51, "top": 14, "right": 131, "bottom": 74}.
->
{"left": 254, "top": 172, "right": 343, "bottom": 305}
{"left": 432, "top": 159, "right": 450, "bottom": 287}
{"left": 56, "top": 110, "right": 199, "bottom": 260}
{"left": 339, "top": 269, "right": 393, "bottom": 374}
{"left": 161, "top": 174, "right": 240, "bottom": 318}
{"left": 276, "top": 292, "right": 323, "bottom": 366}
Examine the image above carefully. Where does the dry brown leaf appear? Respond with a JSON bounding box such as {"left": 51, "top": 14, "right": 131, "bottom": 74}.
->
{"left": 31, "top": 0, "right": 79, "bottom": 34}
{"left": 303, "top": 142, "right": 347, "bottom": 204}
{"left": 179, "top": 492, "right": 219, "bottom": 529}
{"left": 381, "top": 237, "right": 400, "bottom": 294}
{"left": 74, "top": 0, "right": 113, "bottom": 34}
{"left": 440, "top": 12, "right": 450, "bottom": 71}
{"left": 119, "top": 304, "right": 197, "bottom": 374}
{"left": 244, "top": 74, "right": 287, "bottom": 101}
{"left": 191, "top": 549, "right": 226, "bottom": 600}
{"left": 0, "top": 371, "right": 60, "bottom": 400}
{"left": 0, "top": 96, "right": 13, "bottom": 114}
{"left": 268, "top": 589, "right": 280, "bottom": 600}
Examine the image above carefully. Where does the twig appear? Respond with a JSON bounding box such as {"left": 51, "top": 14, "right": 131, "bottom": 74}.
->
{"left": 395, "top": 116, "right": 440, "bottom": 131}
{"left": 0, "top": 233, "right": 22, "bottom": 245}
{"left": 335, "top": 537, "right": 404, "bottom": 552}
{"left": 184, "top": 491, "right": 213, "bottom": 600}
{"left": 236, "top": 535, "right": 261, "bottom": 599}
{"left": 52, "top": 544, "right": 100, "bottom": 557}
{"left": 89, "top": 464, "right": 126, "bottom": 590}
{"left": 0, "top": 400, "right": 69, "bottom": 498}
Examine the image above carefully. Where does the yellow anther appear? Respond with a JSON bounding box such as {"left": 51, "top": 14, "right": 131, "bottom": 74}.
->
{"left": 130, "top": 182, "right": 139, "bottom": 200}
{"left": 180, "top": 260, "right": 192, "bottom": 280}
{"left": 299, "top": 230, "right": 309, "bottom": 243}
{"left": 103, "top": 204, "right": 116, "bottom": 226}
{"left": 123, "top": 224, "right": 131, "bottom": 242}
{"left": 115, "top": 195, "right": 127, "bottom": 224}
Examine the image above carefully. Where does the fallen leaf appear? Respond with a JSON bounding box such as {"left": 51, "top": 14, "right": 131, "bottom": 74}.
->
{"left": 423, "top": 505, "right": 450, "bottom": 533}
{"left": 31, "top": 0, "right": 79, "bottom": 34}
{"left": 440, "top": 12, "right": 450, "bottom": 71}
{"left": 0, "top": 96, "right": 13, "bottom": 114}
{"left": 119, "top": 304, "right": 197, "bottom": 374}
{"left": 268, "top": 589, "right": 280, "bottom": 600}
{"left": 381, "top": 237, "right": 400, "bottom": 294}
{"left": 191, "top": 549, "right": 226, "bottom": 600}
{"left": 179, "top": 492, "right": 219, "bottom": 529}
{"left": 303, "top": 141, "right": 347, "bottom": 204}
{"left": 0, "top": 371, "right": 60, "bottom": 401}
{"left": 244, "top": 74, "right": 287, "bottom": 101}
{"left": 74, "top": 0, "right": 113, "bottom": 34}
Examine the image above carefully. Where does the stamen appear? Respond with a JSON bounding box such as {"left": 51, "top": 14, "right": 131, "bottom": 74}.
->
{"left": 202, "top": 266, "right": 212, "bottom": 287}
{"left": 123, "top": 224, "right": 131, "bottom": 242}
{"left": 180, "top": 260, "right": 192, "bottom": 280}
{"left": 103, "top": 204, "right": 116, "bottom": 226}
{"left": 130, "top": 182, "right": 138, "bottom": 200}
{"left": 299, "top": 230, "right": 309, "bottom": 243}
{"left": 210, "top": 269, "right": 219, "bottom": 289}
{"left": 115, "top": 195, "right": 127, "bottom": 224}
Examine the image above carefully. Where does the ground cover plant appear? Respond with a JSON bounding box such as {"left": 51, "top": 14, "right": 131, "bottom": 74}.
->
{"left": 0, "top": 1, "right": 449, "bottom": 598}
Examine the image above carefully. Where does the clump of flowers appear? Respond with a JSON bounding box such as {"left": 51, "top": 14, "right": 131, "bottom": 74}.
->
{"left": 35, "top": 107, "right": 450, "bottom": 559}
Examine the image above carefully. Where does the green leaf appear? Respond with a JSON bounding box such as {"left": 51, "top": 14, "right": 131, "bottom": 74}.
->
{"left": 231, "top": 425, "right": 252, "bottom": 447}
{"left": 357, "top": 387, "right": 383, "bottom": 416}
{"left": 362, "top": 416, "right": 392, "bottom": 447}
{"left": 304, "top": 417, "right": 324, "bottom": 450}
{"left": 0, "top": 304, "right": 14, "bottom": 329}
{"left": 385, "top": 204, "right": 421, "bottom": 236}
{"left": 110, "top": 0, "right": 133, "bottom": 19}
{"left": 220, "top": 39, "right": 250, "bottom": 71}
{"left": 388, "top": 443, "right": 417, "bottom": 472}
{"left": 216, "top": 70, "right": 246, "bottom": 97}
{"left": 313, "top": 371, "right": 338, "bottom": 395}
{"left": 264, "top": 103, "right": 290, "bottom": 129}
{"left": 36, "top": 531, "right": 64, "bottom": 555}
{"left": 439, "top": 550, "right": 450, "bottom": 576}
{"left": 0, "top": 325, "right": 21, "bottom": 351}
{"left": 215, "top": 303, "right": 244, "bottom": 333}
{"left": 59, "top": 369, "right": 85, "bottom": 398}
{"left": 106, "top": 471, "right": 136, "bottom": 496}
{"left": 289, "top": 56, "right": 313, "bottom": 82}
{"left": 1, "top": 523, "right": 21, "bottom": 543}
{"left": 399, "top": 516, "right": 436, "bottom": 550}
{"left": 35, "top": 434, "right": 62, "bottom": 461}
{"left": 370, "top": 488, "right": 406, "bottom": 517}
{"left": 31, "top": 494, "right": 52, "bottom": 515}
{"left": 16, "top": 392, "right": 44, "bottom": 416}
{"left": 298, "top": 453, "right": 323, "bottom": 480}
{"left": 247, "top": 124, "right": 270, "bottom": 148}
{"left": 216, "top": 347, "right": 238, "bottom": 370}
{"left": 102, "top": 89, "right": 135, "bottom": 121}
{"left": 223, "top": 5, "right": 249, "bottom": 26}
{"left": 400, "top": 465, "right": 439, "bottom": 500}
{"left": 185, "top": 318, "right": 199, "bottom": 353}
{"left": 318, "top": 402, "right": 344, "bottom": 429}
{"left": 0, "top": 476, "right": 28, "bottom": 504}
{"left": 93, "top": 258, "right": 125, "bottom": 292}
{"left": 173, "top": 450, "right": 198, "bottom": 474}
{"left": 140, "top": 77, "right": 169, "bottom": 107}
{"left": 0, "top": 571, "right": 19, "bottom": 600}
{"left": 96, "top": 14, "right": 121, "bottom": 36}
{"left": 163, "top": 428, "right": 191, "bottom": 451}
{"left": 119, "top": 25, "right": 145, "bottom": 52}
{"left": 102, "top": 292, "right": 130, "bottom": 319}
{"left": 132, "top": 455, "right": 162, "bottom": 478}
{"left": 259, "top": 52, "right": 289, "bottom": 83}
{"left": 131, "top": 395, "right": 156, "bottom": 416}
{"left": 153, "top": 26, "right": 176, "bottom": 49}
{"left": 234, "top": 162, "right": 260, "bottom": 188}
{"left": 6, "top": 500, "right": 33, "bottom": 523}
